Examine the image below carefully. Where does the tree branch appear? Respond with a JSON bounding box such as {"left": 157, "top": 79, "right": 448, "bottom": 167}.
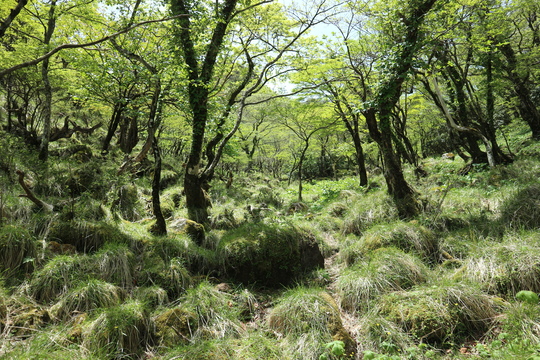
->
{"left": 0, "top": 14, "right": 188, "bottom": 78}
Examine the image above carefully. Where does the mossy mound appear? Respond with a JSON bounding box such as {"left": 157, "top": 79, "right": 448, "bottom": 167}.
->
{"left": 0, "top": 225, "right": 37, "bottom": 276}
{"left": 216, "top": 222, "right": 324, "bottom": 286}
{"left": 499, "top": 185, "right": 540, "bottom": 229}
{"left": 342, "top": 221, "right": 439, "bottom": 265}
{"left": 50, "top": 279, "right": 123, "bottom": 320}
{"left": 338, "top": 247, "right": 430, "bottom": 312}
{"left": 154, "top": 307, "right": 198, "bottom": 346}
{"left": 379, "top": 284, "right": 500, "bottom": 344}
{"left": 268, "top": 287, "right": 355, "bottom": 359}
{"left": 48, "top": 220, "right": 133, "bottom": 253}
{"left": 82, "top": 300, "right": 155, "bottom": 358}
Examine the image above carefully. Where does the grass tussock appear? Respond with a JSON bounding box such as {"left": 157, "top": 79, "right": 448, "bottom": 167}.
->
{"left": 50, "top": 279, "right": 123, "bottom": 320}
{"left": 26, "top": 254, "right": 90, "bottom": 304}
{"left": 341, "top": 221, "right": 439, "bottom": 265}
{"left": 268, "top": 287, "right": 354, "bottom": 359}
{"left": 82, "top": 300, "right": 155, "bottom": 358}
{"left": 340, "top": 193, "right": 398, "bottom": 236}
{"left": 0, "top": 225, "right": 37, "bottom": 277}
{"left": 379, "top": 283, "right": 500, "bottom": 344}
{"left": 91, "top": 242, "right": 135, "bottom": 289}
{"left": 499, "top": 185, "right": 540, "bottom": 229}
{"left": 459, "top": 235, "right": 540, "bottom": 295}
{"left": 48, "top": 220, "right": 133, "bottom": 253}
{"left": 338, "top": 247, "right": 430, "bottom": 312}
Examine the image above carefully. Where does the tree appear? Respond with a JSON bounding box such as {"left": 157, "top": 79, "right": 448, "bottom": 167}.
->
{"left": 277, "top": 100, "right": 337, "bottom": 201}
{"left": 362, "top": 0, "right": 439, "bottom": 218}
{"left": 169, "top": 0, "right": 336, "bottom": 224}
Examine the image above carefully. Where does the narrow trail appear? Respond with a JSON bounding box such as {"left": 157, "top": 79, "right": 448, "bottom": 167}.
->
{"left": 322, "top": 233, "right": 362, "bottom": 353}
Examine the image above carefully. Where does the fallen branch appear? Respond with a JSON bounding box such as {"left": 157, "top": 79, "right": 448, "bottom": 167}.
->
{"left": 16, "top": 170, "right": 54, "bottom": 212}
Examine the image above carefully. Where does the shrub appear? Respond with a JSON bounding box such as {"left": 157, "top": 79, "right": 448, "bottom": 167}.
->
{"left": 216, "top": 222, "right": 324, "bottom": 286}
{"left": 338, "top": 248, "right": 430, "bottom": 312}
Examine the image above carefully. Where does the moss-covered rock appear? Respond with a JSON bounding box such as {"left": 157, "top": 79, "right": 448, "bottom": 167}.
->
{"left": 216, "top": 222, "right": 324, "bottom": 286}
{"left": 169, "top": 218, "right": 206, "bottom": 246}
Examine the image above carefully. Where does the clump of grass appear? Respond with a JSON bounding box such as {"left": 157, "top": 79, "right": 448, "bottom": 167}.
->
{"left": 50, "top": 279, "right": 123, "bottom": 320}
{"left": 91, "top": 242, "right": 135, "bottom": 289}
{"left": 82, "top": 300, "right": 155, "bottom": 358}
{"left": 0, "top": 324, "right": 90, "bottom": 359}
{"left": 216, "top": 222, "right": 324, "bottom": 286}
{"left": 111, "top": 184, "right": 145, "bottom": 221}
{"left": 0, "top": 225, "right": 37, "bottom": 277}
{"left": 48, "top": 220, "right": 132, "bottom": 253}
{"left": 268, "top": 287, "right": 354, "bottom": 359}
{"left": 133, "top": 286, "right": 169, "bottom": 307}
{"left": 338, "top": 247, "right": 430, "bottom": 312}
{"left": 378, "top": 283, "right": 500, "bottom": 344}
{"left": 341, "top": 193, "right": 398, "bottom": 236}
{"left": 501, "top": 302, "right": 540, "bottom": 344}
{"left": 176, "top": 281, "right": 243, "bottom": 341}
{"left": 499, "top": 185, "right": 540, "bottom": 229}
{"left": 354, "top": 313, "right": 413, "bottom": 355}
{"left": 154, "top": 307, "right": 198, "bottom": 346}
{"left": 460, "top": 235, "right": 540, "bottom": 295}
{"left": 26, "top": 254, "right": 91, "bottom": 304}
{"left": 341, "top": 221, "right": 439, "bottom": 265}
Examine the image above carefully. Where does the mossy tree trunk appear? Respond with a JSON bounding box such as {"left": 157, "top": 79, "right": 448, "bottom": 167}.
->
{"left": 170, "top": 0, "right": 238, "bottom": 225}
{"left": 364, "top": 0, "right": 438, "bottom": 218}
{"left": 38, "top": 0, "right": 57, "bottom": 162}
{"left": 499, "top": 42, "right": 540, "bottom": 140}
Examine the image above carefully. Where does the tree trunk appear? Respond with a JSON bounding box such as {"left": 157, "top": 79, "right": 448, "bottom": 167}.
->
{"left": 38, "top": 0, "right": 57, "bottom": 162}
{"left": 499, "top": 42, "right": 540, "bottom": 140}
{"left": 352, "top": 132, "right": 368, "bottom": 186}
{"left": 151, "top": 137, "right": 167, "bottom": 235}
{"left": 102, "top": 103, "right": 124, "bottom": 152}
